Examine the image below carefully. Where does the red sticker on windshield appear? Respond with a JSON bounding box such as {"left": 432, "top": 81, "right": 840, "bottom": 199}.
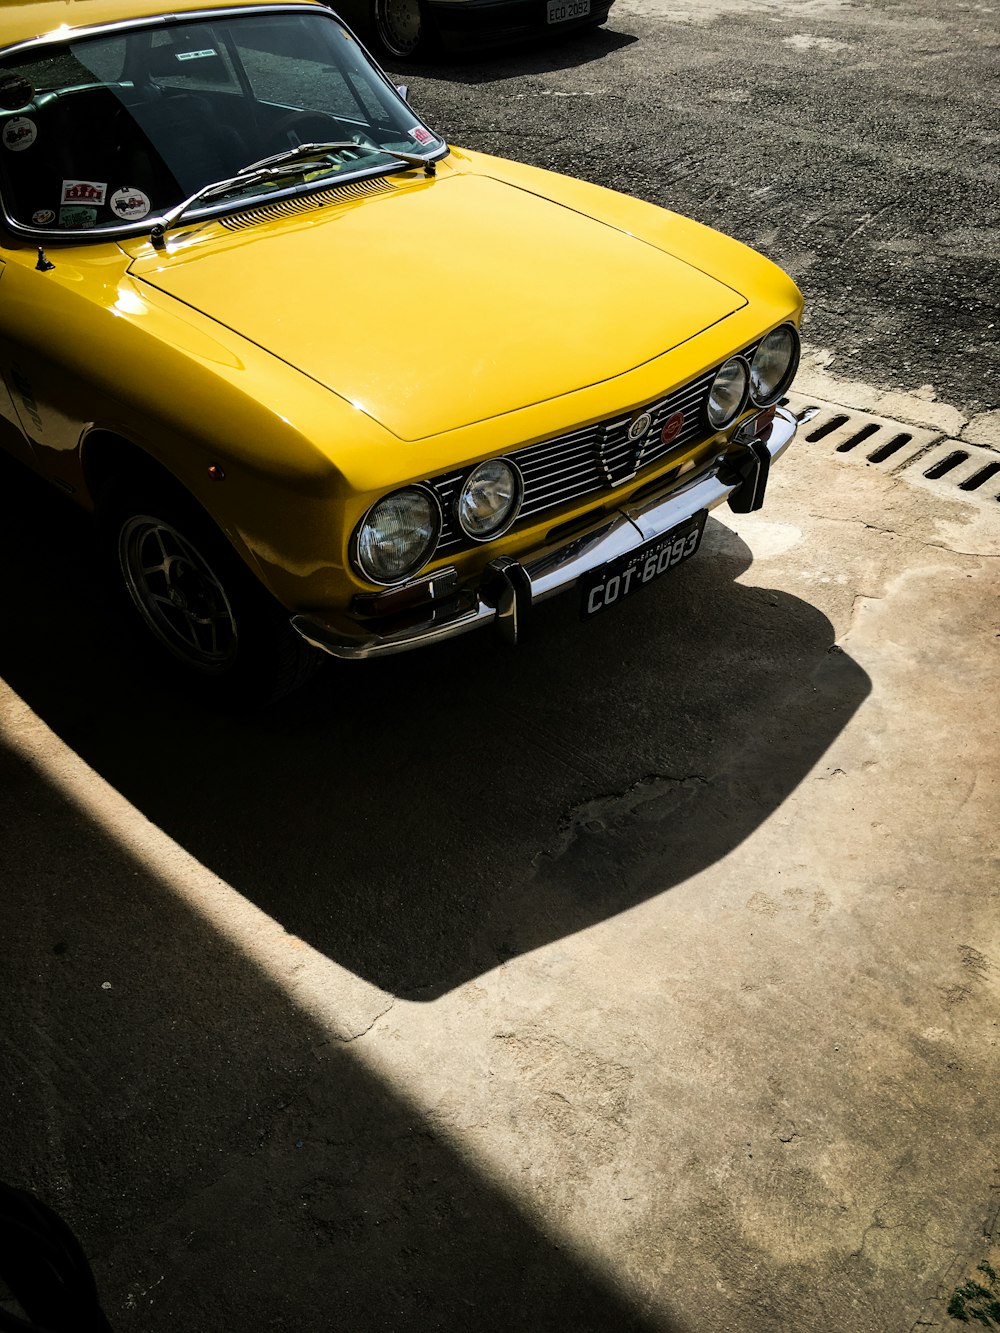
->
{"left": 408, "top": 127, "right": 434, "bottom": 146}
{"left": 62, "top": 179, "right": 107, "bottom": 206}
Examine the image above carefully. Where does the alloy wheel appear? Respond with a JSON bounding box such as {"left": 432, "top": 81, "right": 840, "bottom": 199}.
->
{"left": 118, "top": 514, "right": 238, "bottom": 671}
{"left": 375, "top": 0, "right": 423, "bottom": 58}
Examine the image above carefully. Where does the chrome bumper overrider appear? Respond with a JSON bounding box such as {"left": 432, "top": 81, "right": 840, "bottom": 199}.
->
{"left": 291, "top": 404, "right": 801, "bottom": 662}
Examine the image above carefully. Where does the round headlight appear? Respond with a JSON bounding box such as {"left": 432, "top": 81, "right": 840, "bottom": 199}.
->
{"left": 707, "top": 357, "right": 750, "bottom": 429}
{"left": 456, "top": 458, "right": 522, "bottom": 541}
{"left": 750, "top": 325, "right": 799, "bottom": 405}
{"left": 354, "top": 486, "right": 440, "bottom": 584}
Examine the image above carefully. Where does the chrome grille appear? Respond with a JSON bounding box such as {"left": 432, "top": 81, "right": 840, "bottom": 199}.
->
{"left": 429, "top": 357, "right": 744, "bottom": 556}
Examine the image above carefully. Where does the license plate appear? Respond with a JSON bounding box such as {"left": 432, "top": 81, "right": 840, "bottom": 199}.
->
{"left": 579, "top": 512, "right": 706, "bottom": 619}
{"left": 547, "top": 0, "right": 590, "bottom": 22}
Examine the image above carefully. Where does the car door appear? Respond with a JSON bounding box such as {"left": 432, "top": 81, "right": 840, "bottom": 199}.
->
{"left": 0, "top": 254, "right": 44, "bottom": 470}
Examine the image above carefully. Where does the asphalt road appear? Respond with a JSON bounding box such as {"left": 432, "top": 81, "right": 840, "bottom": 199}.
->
{"left": 2, "top": 3, "right": 998, "bottom": 1332}
{"left": 391, "top": 0, "right": 999, "bottom": 417}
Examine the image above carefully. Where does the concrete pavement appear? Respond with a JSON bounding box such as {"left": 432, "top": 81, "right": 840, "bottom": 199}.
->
{"left": 3, "top": 373, "right": 997, "bottom": 1330}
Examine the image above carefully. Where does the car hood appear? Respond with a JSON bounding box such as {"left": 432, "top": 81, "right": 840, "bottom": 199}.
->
{"left": 130, "top": 173, "right": 747, "bottom": 442}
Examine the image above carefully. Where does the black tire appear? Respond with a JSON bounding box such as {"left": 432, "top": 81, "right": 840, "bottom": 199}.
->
{"left": 370, "top": 0, "right": 431, "bottom": 61}
{"left": 0, "top": 1182, "right": 114, "bottom": 1333}
{"left": 97, "top": 480, "right": 323, "bottom": 705}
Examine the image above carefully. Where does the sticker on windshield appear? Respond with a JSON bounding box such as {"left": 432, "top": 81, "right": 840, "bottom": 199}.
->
{"left": 110, "top": 187, "right": 151, "bottom": 221}
{"left": 3, "top": 118, "right": 37, "bottom": 152}
{"left": 31, "top": 208, "right": 54, "bottom": 226}
{"left": 176, "top": 49, "right": 218, "bottom": 61}
{"left": 408, "top": 127, "right": 434, "bottom": 146}
{"left": 62, "top": 180, "right": 107, "bottom": 206}
{"left": 0, "top": 75, "right": 35, "bottom": 111}
{"left": 59, "top": 205, "right": 97, "bottom": 229}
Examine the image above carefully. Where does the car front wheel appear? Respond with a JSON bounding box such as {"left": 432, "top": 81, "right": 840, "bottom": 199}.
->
{"left": 100, "top": 484, "right": 322, "bottom": 704}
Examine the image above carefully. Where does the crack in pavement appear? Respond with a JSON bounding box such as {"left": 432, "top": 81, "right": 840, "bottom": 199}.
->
{"left": 532, "top": 773, "right": 710, "bottom": 869}
{"left": 806, "top": 512, "right": 917, "bottom": 542}
{"left": 925, "top": 545, "right": 1000, "bottom": 558}
{"left": 806, "top": 510, "right": 1000, "bottom": 561}
{"left": 330, "top": 998, "right": 396, "bottom": 1043}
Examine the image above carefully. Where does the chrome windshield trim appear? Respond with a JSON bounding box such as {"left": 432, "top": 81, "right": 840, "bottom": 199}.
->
{"left": 0, "top": 155, "right": 447, "bottom": 247}
{"left": 0, "top": 5, "right": 331, "bottom": 60}
{"left": 147, "top": 153, "right": 443, "bottom": 249}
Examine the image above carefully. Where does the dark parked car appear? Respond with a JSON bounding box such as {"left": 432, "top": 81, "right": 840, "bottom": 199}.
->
{"left": 334, "top": 0, "right": 615, "bottom": 61}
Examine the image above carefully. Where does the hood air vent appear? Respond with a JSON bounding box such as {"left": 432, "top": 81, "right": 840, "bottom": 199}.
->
{"left": 218, "top": 177, "right": 395, "bottom": 231}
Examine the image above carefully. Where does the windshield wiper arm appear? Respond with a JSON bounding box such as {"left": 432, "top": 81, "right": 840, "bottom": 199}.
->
{"left": 239, "top": 140, "right": 438, "bottom": 178}
{"left": 149, "top": 169, "right": 274, "bottom": 248}
{"left": 236, "top": 141, "right": 364, "bottom": 175}
{"left": 149, "top": 156, "right": 353, "bottom": 249}
{"left": 149, "top": 141, "right": 439, "bottom": 249}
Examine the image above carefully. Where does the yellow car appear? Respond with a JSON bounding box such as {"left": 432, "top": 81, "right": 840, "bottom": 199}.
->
{"left": 0, "top": 0, "right": 803, "bottom": 701}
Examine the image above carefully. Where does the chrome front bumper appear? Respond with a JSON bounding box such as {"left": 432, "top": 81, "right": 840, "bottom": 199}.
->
{"left": 291, "top": 404, "right": 801, "bottom": 662}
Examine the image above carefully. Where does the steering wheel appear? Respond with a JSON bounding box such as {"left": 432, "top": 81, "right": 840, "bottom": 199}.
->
{"left": 266, "top": 109, "right": 349, "bottom": 149}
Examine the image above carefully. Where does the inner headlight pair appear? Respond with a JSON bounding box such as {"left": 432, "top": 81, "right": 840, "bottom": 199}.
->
{"left": 707, "top": 324, "right": 799, "bottom": 429}
{"left": 354, "top": 458, "right": 522, "bottom": 584}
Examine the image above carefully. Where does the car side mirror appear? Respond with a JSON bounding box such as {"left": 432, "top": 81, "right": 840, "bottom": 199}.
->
{"left": 396, "top": 84, "right": 409, "bottom": 102}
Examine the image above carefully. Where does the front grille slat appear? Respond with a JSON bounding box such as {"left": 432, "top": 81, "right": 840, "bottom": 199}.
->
{"left": 520, "top": 480, "right": 606, "bottom": 519}
{"left": 638, "top": 422, "right": 705, "bottom": 468}
{"left": 514, "top": 437, "right": 597, "bottom": 470}
{"left": 521, "top": 470, "right": 604, "bottom": 510}
{"left": 518, "top": 460, "right": 602, "bottom": 495}
{"left": 425, "top": 345, "right": 764, "bottom": 557}
{"left": 517, "top": 443, "right": 597, "bottom": 476}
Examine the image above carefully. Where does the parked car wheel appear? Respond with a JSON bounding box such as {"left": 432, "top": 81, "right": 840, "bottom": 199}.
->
{"left": 371, "top": 0, "right": 429, "bottom": 60}
{"left": 99, "top": 483, "right": 322, "bottom": 704}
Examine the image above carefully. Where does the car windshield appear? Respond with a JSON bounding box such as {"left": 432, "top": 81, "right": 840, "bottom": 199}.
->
{"left": 0, "top": 7, "right": 443, "bottom": 237}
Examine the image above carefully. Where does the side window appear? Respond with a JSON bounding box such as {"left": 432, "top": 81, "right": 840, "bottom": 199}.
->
{"left": 12, "top": 40, "right": 126, "bottom": 94}
{"left": 233, "top": 24, "right": 376, "bottom": 124}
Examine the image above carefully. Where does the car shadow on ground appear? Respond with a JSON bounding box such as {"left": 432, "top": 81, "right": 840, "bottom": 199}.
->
{"left": 0, "top": 457, "right": 871, "bottom": 1001}
{"left": 388, "top": 23, "right": 637, "bottom": 84}
{"left": 0, "top": 734, "right": 673, "bottom": 1333}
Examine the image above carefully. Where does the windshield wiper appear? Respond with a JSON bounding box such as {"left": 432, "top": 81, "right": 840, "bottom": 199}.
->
{"left": 149, "top": 168, "right": 275, "bottom": 248}
{"left": 236, "top": 140, "right": 366, "bottom": 175}
{"left": 149, "top": 141, "right": 437, "bottom": 249}
{"left": 238, "top": 140, "right": 438, "bottom": 178}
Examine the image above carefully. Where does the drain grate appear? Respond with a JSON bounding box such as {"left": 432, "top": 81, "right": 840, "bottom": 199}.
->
{"left": 784, "top": 394, "right": 939, "bottom": 472}
{"left": 896, "top": 439, "right": 1000, "bottom": 508}
{"left": 960, "top": 461, "right": 1000, "bottom": 491}
{"left": 783, "top": 392, "right": 1000, "bottom": 510}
